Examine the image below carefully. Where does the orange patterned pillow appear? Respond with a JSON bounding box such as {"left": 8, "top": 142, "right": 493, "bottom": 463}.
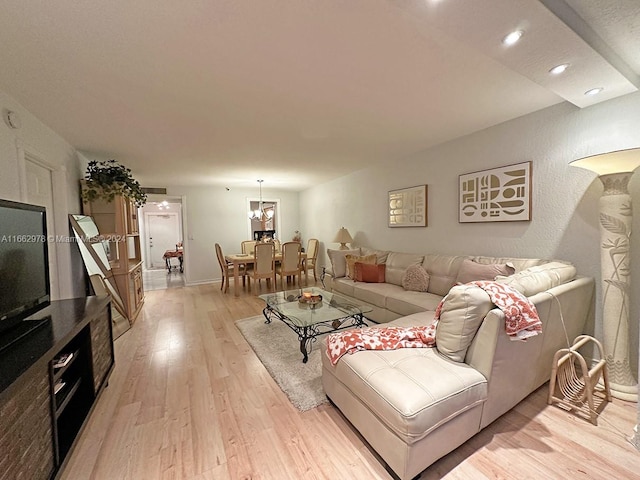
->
{"left": 345, "top": 254, "right": 377, "bottom": 279}
{"left": 354, "top": 262, "right": 386, "bottom": 283}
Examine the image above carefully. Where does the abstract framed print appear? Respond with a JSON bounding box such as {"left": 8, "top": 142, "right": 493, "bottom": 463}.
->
{"left": 388, "top": 185, "right": 427, "bottom": 227}
{"left": 459, "top": 162, "right": 531, "bottom": 223}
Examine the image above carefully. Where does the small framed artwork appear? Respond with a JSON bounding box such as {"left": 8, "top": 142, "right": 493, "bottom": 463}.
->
{"left": 459, "top": 161, "right": 532, "bottom": 223}
{"left": 388, "top": 185, "right": 428, "bottom": 227}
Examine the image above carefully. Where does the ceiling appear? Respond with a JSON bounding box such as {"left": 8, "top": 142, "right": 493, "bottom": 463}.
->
{"left": 0, "top": 0, "right": 638, "bottom": 191}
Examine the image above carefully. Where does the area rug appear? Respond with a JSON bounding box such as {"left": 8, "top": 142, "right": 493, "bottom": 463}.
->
{"left": 235, "top": 315, "right": 342, "bottom": 411}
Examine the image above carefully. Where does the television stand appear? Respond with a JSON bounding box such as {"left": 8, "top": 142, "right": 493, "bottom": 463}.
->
{"left": 0, "top": 317, "right": 50, "bottom": 354}
{"left": 0, "top": 296, "right": 113, "bottom": 480}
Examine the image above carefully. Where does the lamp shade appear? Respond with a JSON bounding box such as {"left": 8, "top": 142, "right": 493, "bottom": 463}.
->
{"left": 333, "top": 227, "right": 353, "bottom": 244}
{"left": 569, "top": 147, "right": 640, "bottom": 175}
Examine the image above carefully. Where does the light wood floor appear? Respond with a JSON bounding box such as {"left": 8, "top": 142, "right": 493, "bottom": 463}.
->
{"left": 61, "top": 280, "right": 640, "bottom": 480}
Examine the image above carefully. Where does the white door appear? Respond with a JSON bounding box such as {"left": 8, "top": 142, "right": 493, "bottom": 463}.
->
{"left": 24, "top": 160, "right": 59, "bottom": 298}
{"left": 145, "top": 212, "right": 181, "bottom": 269}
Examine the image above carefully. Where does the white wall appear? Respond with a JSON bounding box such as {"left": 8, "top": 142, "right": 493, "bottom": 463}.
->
{"left": 164, "top": 184, "right": 301, "bottom": 285}
{"left": 0, "top": 90, "right": 85, "bottom": 299}
{"left": 300, "top": 91, "right": 640, "bottom": 375}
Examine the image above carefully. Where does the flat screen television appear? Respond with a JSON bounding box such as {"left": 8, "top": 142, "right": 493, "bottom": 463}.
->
{"left": 0, "top": 199, "right": 50, "bottom": 335}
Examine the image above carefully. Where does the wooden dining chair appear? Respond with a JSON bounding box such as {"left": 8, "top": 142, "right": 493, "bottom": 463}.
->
{"left": 241, "top": 240, "right": 257, "bottom": 255}
{"left": 303, "top": 238, "right": 319, "bottom": 282}
{"left": 247, "top": 242, "right": 276, "bottom": 293}
{"left": 215, "top": 243, "right": 244, "bottom": 293}
{"left": 277, "top": 241, "right": 303, "bottom": 289}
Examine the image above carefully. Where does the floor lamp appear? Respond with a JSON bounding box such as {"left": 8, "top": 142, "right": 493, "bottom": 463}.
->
{"left": 570, "top": 147, "right": 639, "bottom": 407}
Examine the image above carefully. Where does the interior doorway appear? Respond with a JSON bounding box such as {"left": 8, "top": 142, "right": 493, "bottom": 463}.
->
{"left": 22, "top": 156, "right": 59, "bottom": 300}
{"left": 140, "top": 197, "right": 183, "bottom": 270}
{"left": 247, "top": 198, "right": 281, "bottom": 240}
{"left": 139, "top": 197, "right": 185, "bottom": 291}
{"left": 145, "top": 212, "right": 181, "bottom": 269}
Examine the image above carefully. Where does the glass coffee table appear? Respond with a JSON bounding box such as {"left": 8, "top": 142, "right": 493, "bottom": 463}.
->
{"left": 259, "top": 287, "right": 372, "bottom": 363}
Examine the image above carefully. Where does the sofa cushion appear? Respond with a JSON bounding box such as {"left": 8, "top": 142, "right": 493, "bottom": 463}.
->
{"left": 354, "top": 262, "right": 386, "bottom": 283}
{"left": 455, "top": 259, "right": 515, "bottom": 284}
{"left": 385, "top": 252, "right": 425, "bottom": 286}
{"left": 402, "top": 264, "right": 430, "bottom": 292}
{"left": 332, "top": 277, "right": 356, "bottom": 297}
{"left": 422, "top": 254, "right": 467, "bottom": 296}
{"left": 345, "top": 254, "right": 377, "bottom": 279}
{"left": 360, "top": 247, "right": 390, "bottom": 264}
{"left": 323, "top": 312, "right": 487, "bottom": 444}
{"left": 435, "top": 284, "right": 494, "bottom": 362}
{"left": 351, "top": 282, "right": 403, "bottom": 309}
{"left": 495, "top": 261, "right": 577, "bottom": 296}
{"left": 469, "top": 256, "right": 546, "bottom": 273}
{"left": 327, "top": 248, "right": 360, "bottom": 278}
{"left": 386, "top": 290, "right": 443, "bottom": 317}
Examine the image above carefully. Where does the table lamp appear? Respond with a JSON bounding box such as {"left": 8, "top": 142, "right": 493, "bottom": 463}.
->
{"left": 333, "top": 227, "right": 353, "bottom": 250}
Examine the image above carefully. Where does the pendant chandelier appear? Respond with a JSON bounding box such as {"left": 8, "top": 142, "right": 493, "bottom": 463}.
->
{"left": 248, "top": 179, "right": 274, "bottom": 221}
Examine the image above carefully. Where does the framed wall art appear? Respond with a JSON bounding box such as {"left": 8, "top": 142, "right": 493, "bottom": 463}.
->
{"left": 388, "top": 185, "right": 427, "bottom": 227}
{"left": 459, "top": 161, "right": 532, "bottom": 223}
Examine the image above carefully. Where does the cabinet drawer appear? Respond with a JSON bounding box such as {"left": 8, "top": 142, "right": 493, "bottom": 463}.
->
{"left": 132, "top": 266, "right": 144, "bottom": 309}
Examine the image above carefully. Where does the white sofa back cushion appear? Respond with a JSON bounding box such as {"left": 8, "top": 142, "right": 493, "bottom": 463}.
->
{"left": 327, "top": 248, "right": 361, "bottom": 278}
{"left": 495, "top": 261, "right": 577, "bottom": 296}
{"left": 470, "top": 256, "right": 546, "bottom": 273}
{"left": 455, "top": 259, "right": 515, "bottom": 284}
{"left": 385, "top": 252, "right": 425, "bottom": 286}
{"left": 435, "top": 284, "right": 494, "bottom": 362}
{"left": 360, "top": 247, "right": 390, "bottom": 264}
{"left": 422, "top": 254, "right": 466, "bottom": 296}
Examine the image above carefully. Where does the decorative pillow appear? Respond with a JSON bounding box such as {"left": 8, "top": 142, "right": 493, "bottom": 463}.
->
{"left": 327, "top": 249, "right": 360, "bottom": 278}
{"left": 455, "top": 259, "right": 515, "bottom": 284}
{"left": 401, "top": 264, "right": 430, "bottom": 292}
{"left": 345, "top": 254, "right": 377, "bottom": 279}
{"left": 354, "top": 262, "right": 386, "bottom": 283}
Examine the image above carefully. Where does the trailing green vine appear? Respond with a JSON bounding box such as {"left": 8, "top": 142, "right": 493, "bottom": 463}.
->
{"left": 82, "top": 159, "right": 147, "bottom": 207}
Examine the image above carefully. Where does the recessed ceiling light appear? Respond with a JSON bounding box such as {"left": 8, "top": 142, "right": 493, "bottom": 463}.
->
{"left": 585, "top": 87, "right": 604, "bottom": 96}
{"left": 549, "top": 63, "right": 570, "bottom": 75}
{"left": 502, "top": 30, "right": 524, "bottom": 46}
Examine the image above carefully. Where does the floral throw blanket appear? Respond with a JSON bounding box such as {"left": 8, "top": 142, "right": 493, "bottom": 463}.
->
{"left": 465, "top": 281, "right": 542, "bottom": 341}
{"left": 326, "top": 324, "right": 437, "bottom": 366}
{"left": 326, "top": 281, "right": 541, "bottom": 365}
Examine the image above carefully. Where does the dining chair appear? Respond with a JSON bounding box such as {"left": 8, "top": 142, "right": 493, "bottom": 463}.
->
{"left": 215, "top": 243, "right": 245, "bottom": 294}
{"left": 277, "top": 241, "right": 303, "bottom": 289}
{"left": 273, "top": 238, "right": 282, "bottom": 253}
{"left": 303, "top": 238, "right": 319, "bottom": 281}
{"left": 241, "top": 240, "right": 257, "bottom": 255}
{"left": 247, "top": 242, "right": 276, "bottom": 293}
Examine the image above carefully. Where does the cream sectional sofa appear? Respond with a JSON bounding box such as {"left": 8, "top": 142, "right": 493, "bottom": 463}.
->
{"left": 321, "top": 247, "right": 594, "bottom": 480}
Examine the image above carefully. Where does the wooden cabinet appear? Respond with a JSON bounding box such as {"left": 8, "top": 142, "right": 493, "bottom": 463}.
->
{"left": 0, "top": 369, "right": 55, "bottom": 480}
{"left": 81, "top": 184, "right": 144, "bottom": 322}
{"left": 0, "top": 297, "right": 114, "bottom": 480}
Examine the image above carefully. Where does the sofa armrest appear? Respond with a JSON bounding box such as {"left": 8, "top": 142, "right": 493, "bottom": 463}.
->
{"left": 321, "top": 267, "right": 335, "bottom": 290}
{"left": 465, "top": 276, "right": 595, "bottom": 428}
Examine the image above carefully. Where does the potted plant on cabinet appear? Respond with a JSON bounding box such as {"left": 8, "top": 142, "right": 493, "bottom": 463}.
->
{"left": 81, "top": 159, "right": 147, "bottom": 207}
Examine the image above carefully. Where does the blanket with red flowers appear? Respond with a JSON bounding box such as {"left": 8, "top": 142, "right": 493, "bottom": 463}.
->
{"left": 325, "top": 281, "right": 540, "bottom": 365}
{"left": 463, "top": 281, "right": 541, "bottom": 341}
{"left": 326, "top": 323, "right": 437, "bottom": 366}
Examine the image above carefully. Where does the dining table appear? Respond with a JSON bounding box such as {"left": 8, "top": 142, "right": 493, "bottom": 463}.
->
{"left": 225, "top": 251, "right": 307, "bottom": 296}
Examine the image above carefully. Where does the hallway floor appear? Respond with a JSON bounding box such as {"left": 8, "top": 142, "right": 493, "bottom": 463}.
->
{"left": 142, "top": 268, "right": 185, "bottom": 291}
